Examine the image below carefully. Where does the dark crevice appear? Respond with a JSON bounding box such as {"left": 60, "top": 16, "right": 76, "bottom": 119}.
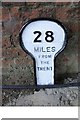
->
{"left": 10, "top": 35, "right": 16, "bottom": 47}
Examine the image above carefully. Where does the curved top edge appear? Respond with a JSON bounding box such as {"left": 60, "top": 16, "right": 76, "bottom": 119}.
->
{"left": 19, "top": 18, "right": 67, "bottom": 59}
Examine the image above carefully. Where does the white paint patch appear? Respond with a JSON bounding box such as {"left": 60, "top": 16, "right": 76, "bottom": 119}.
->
{"left": 20, "top": 19, "right": 66, "bottom": 85}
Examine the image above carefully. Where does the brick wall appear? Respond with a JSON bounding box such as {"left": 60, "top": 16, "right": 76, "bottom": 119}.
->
{"left": 2, "top": 2, "right": 79, "bottom": 86}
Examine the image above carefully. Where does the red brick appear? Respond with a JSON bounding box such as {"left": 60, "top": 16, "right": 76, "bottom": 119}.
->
{"left": 2, "top": 36, "right": 11, "bottom": 48}
{"left": 2, "top": 47, "right": 16, "bottom": 59}
{"left": 40, "top": 7, "right": 56, "bottom": 18}
{"left": 0, "top": 8, "right": 2, "bottom": 20}
{"left": 0, "top": 48, "right": 2, "bottom": 57}
{"left": 29, "top": 9, "right": 40, "bottom": 19}
{"left": 10, "top": 7, "right": 19, "bottom": 18}
{"left": 2, "top": 47, "right": 27, "bottom": 59}
{"left": 55, "top": 2, "right": 71, "bottom": 5}
{"left": 29, "top": 7, "right": 56, "bottom": 19}
{"left": 2, "top": 8, "right": 10, "bottom": 21}
{"left": 12, "top": 23, "right": 22, "bottom": 36}
{"left": 15, "top": 56, "right": 33, "bottom": 65}
{"left": 68, "top": 8, "right": 79, "bottom": 21}
{"left": 56, "top": 7, "right": 79, "bottom": 22}
{"left": 2, "top": 59, "right": 14, "bottom": 67}
{"left": 2, "top": 54, "right": 33, "bottom": 68}
{"left": 56, "top": 7, "right": 69, "bottom": 22}
{"left": 67, "top": 22, "right": 80, "bottom": 33}
{"left": 2, "top": 2, "right": 26, "bottom": 7}
{"left": 0, "top": 39, "right": 2, "bottom": 48}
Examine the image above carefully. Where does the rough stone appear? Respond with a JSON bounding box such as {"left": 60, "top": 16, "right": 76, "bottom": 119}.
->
{"left": 6, "top": 87, "right": 78, "bottom": 106}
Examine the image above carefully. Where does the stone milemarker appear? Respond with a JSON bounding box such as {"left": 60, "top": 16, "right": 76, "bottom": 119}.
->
{"left": 20, "top": 18, "right": 67, "bottom": 85}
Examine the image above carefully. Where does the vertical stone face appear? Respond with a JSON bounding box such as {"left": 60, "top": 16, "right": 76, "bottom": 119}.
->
{"left": 2, "top": 2, "right": 79, "bottom": 85}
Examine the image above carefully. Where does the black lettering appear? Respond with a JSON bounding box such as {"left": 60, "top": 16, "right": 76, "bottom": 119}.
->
{"left": 37, "top": 67, "right": 52, "bottom": 71}
{"left": 34, "top": 31, "right": 41, "bottom": 42}
{"left": 42, "top": 47, "right": 46, "bottom": 52}
{"left": 46, "top": 47, "right": 50, "bottom": 52}
{"left": 48, "top": 55, "right": 51, "bottom": 58}
{"left": 45, "top": 31, "right": 54, "bottom": 42}
{"left": 52, "top": 47, "right": 55, "bottom": 52}
{"left": 34, "top": 47, "right": 39, "bottom": 52}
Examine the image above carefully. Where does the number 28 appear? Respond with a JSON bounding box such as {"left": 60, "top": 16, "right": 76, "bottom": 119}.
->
{"left": 33, "top": 31, "right": 54, "bottom": 43}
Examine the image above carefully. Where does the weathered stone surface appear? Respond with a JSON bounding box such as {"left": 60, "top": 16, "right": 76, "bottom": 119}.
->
{"left": 6, "top": 87, "right": 78, "bottom": 106}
